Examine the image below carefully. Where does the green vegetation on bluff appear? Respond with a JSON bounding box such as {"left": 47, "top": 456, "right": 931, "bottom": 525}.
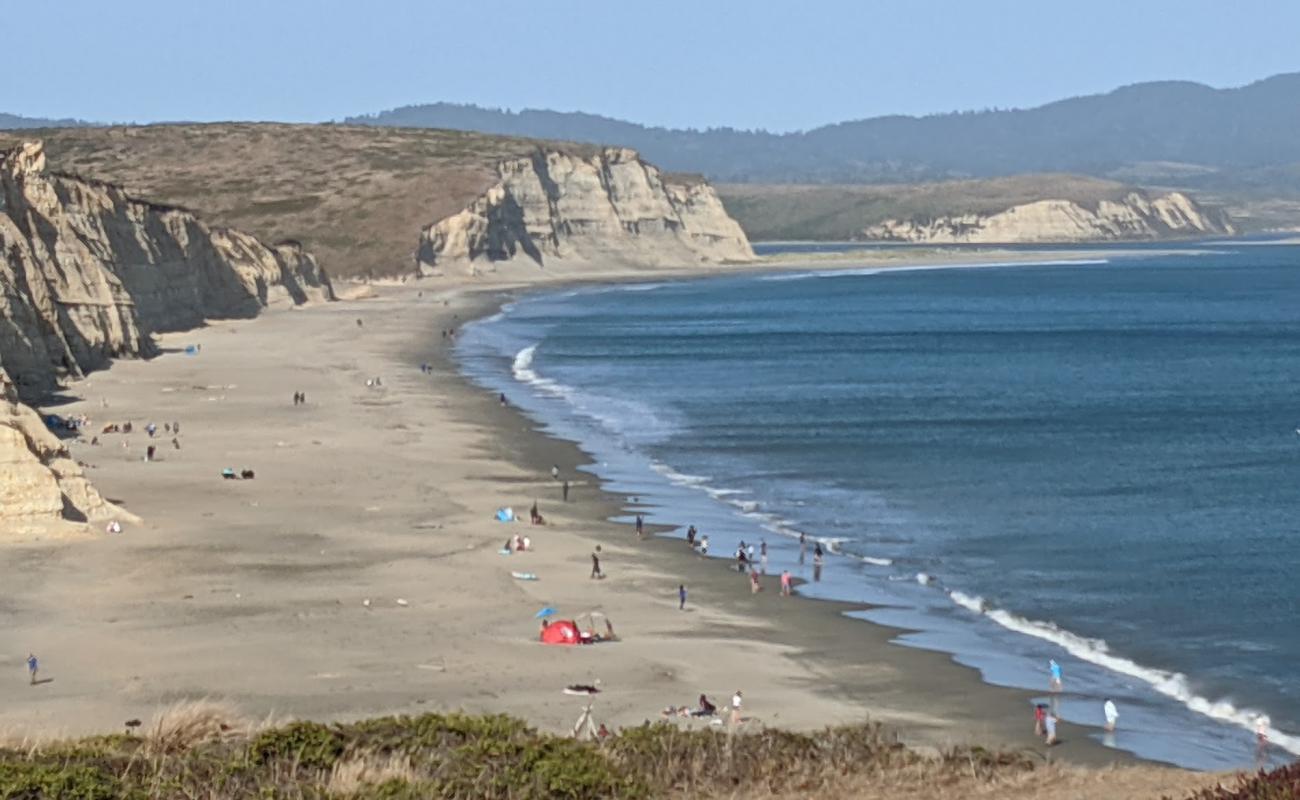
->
{"left": 0, "top": 704, "right": 1240, "bottom": 799}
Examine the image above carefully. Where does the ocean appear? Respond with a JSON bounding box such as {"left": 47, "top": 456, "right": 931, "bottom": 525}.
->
{"left": 454, "top": 242, "right": 1300, "bottom": 770}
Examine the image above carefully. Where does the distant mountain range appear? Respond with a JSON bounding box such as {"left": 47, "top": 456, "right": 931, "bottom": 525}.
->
{"left": 344, "top": 74, "right": 1300, "bottom": 188}
{"left": 0, "top": 112, "right": 91, "bottom": 130}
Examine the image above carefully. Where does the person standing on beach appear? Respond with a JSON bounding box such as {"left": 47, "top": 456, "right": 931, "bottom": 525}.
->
{"left": 699, "top": 535, "right": 709, "bottom": 556}
{"left": 635, "top": 514, "right": 644, "bottom": 538}
{"left": 1103, "top": 699, "right": 1118, "bottom": 732}
{"left": 730, "top": 690, "right": 744, "bottom": 728}
{"left": 591, "top": 546, "right": 603, "bottom": 579}
{"left": 686, "top": 525, "right": 696, "bottom": 547}
{"left": 749, "top": 568, "right": 761, "bottom": 594}
{"left": 780, "top": 570, "right": 792, "bottom": 596}
{"left": 678, "top": 584, "right": 687, "bottom": 610}
{"left": 1048, "top": 659, "right": 1063, "bottom": 693}
{"left": 1033, "top": 703, "right": 1046, "bottom": 736}
{"left": 552, "top": 465, "right": 560, "bottom": 481}
{"left": 799, "top": 532, "right": 807, "bottom": 565}
{"left": 812, "top": 543, "right": 824, "bottom": 582}
{"left": 1044, "top": 711, "right": 1058, "bottom": 745}
{"left": 563, "top": 481, "right": 570, "bottom": 502}
{"left": 759, "top": 540, "right": 768, "bottom": 573}
{"left": 26, "top": 654, "right": 38, "bottom": 685}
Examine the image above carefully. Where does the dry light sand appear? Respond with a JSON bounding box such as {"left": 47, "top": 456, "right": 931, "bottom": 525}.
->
{"left": 0, "top": 256, "right": 1230, "bottom": 797}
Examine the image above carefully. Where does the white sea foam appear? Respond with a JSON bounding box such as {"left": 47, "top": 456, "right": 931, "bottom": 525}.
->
{"left": 511, "top": 345, "right": 573, "bottom": 400}
{"left": 649, "top": 462, "right": 711, "bottom": 487}
{"left": 941, "top": 587, "right": 1300, "bottom": 755}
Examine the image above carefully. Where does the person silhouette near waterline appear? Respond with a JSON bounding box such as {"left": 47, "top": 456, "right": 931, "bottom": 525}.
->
{"left": 1103, "top": 699, "right": 1118, "bottom": 732}
{"left": 1049, "top": 659, "right": 1063, "bottom": 692}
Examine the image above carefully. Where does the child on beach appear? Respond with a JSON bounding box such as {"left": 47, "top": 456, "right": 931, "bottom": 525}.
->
{"left": 780, "top": 570, "right": 792, "bottom": 596}
{"left": 1033, "top": 703, "right": 1046, "bottom": 736}
{"left": 1044, "top": 711, "right": 1058, "bottom": 745}
{"left": 591, "top": 546, "right": 604, "bottom": 579}
{"left": 678, "top": 584, "right": 687, "bottom": 610}
{"left": 749, "top": 569, "right": 761, "bottom": 593}
{"left": 699, "top": 535, "right": 709, "bottom": 556}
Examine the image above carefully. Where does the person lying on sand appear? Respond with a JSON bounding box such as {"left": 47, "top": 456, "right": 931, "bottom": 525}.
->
{"left": 693, "top": 694, "right": 717, "bottom": 717}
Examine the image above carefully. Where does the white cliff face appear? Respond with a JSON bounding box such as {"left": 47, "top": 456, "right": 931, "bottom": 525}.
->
{"left": 0, "top": 141, "right": 332, "bottom": 399}
{"left": 860, "top": 191, "right": 1235, "bottom": 244}
{"left": 0, "top": 140, "right": 332, "bottom": 533}
{"left": 417, "top": 148, "right": 754, "bottom": 273}
{"left": 0, "top": 368, "right": 131, "bottom": 536}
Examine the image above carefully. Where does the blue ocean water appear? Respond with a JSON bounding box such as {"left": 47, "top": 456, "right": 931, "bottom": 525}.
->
{"left": 455, "top": 245, "right": 1300, "bottom": 770}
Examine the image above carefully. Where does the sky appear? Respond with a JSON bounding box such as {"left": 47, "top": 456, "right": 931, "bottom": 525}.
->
{"left": 5, "top": 0, "right": 1299, "bottom": 132}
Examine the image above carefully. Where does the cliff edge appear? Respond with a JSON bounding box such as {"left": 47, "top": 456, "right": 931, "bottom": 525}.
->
{"left": 861, "top": 190, "right": 1234, "bottom": 244}
{"left": 417, "top": 147, "right": 755, "bottom": 275}
{"left": 1, "top": 140, "right": 332, "bottom": 534}
{"left": 1, "top": 140, "right": 333, "bottom": 400}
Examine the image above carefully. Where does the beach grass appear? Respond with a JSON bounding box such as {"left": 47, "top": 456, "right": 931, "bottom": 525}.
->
{"left": 0, "top": 706, "right": 1239, "bottom": 799}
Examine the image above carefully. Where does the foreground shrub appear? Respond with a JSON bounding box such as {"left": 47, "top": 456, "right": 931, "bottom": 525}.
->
{"left": 1186, "top": 762, "right": 1300, "bottom": 800}
{"left": 0, "top": 761, "right": 124, "bottom": 800}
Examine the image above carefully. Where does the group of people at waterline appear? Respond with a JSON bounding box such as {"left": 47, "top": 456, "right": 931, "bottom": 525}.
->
{"left": 672, "top": 512, "right": 1128, "bottom": 748}
{"left": 682, "top": 524, "right": 823, "bottom": 597}
{"left": 1036, "top": 658, "right": 1121, "bottom": 747}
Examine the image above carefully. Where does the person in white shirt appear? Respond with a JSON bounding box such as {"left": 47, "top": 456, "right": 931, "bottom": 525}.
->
{"left": 730, "top": 690, "right": 744, "bottom": 727}
{"left": 1103, "top": 699, "right": 1119, "bottom": 732}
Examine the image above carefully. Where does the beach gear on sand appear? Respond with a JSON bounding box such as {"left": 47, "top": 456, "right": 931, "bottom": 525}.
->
{"left": 535, "top": 607, "right": 558, "bottom": 619}
{"left": 541, "top": 620, "right": 582, "bottom": 645}
{"left": 495, "top": 507, "right": 516, "bottom": 522}
{"left": 511, "top": 571, "right": 538, "bottom": 581}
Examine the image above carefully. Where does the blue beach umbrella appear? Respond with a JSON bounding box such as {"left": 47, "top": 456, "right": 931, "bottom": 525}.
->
{"left": 535, "top": 607, "right": 557, "bottom": 619}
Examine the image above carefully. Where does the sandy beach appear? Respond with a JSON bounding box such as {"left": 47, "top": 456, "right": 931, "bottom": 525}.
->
{"left": 0, "top": 256, "right": 1211, "bottom": 789}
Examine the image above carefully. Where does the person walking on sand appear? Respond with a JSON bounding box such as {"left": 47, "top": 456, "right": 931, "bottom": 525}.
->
{"left": 591, "top": 546, "right": 604, "bottom": 579}
{"left": 749, "top": 568, "right": 761, "bottom": 594}
{"left": 1033, "top": 703, "right": 1047, "bottom": 736}
{"left": 730, "top": 690, "right": 744, "bottom": 728}
{"left": 1103, "top": 699, "right": 1118, "bottom": 732}
{"left": 780, "top": 570, "right": 792, "bottom": 596}
{"left": 563, "top": 480, "right": 570, "bottom": 502}
{"left": 635, "top": 514, "right": 644, "bottom": 538}
{"left": 1048, "top": 659, "right": 1063, "bottom": 693}
{"left": 699, "top": 535, "right": 709, "bottom": 556}
{"left": 26, "top": 653, "right": 38, "bottom": 685}
{"left": 1044, "top": 711, "right": 1058, "bottom": 745}
{"left": 686, "top": 525, "right": 696, "bottom": 547}
{"left": 678, "top": 584, "right": 687, "bottom": 610}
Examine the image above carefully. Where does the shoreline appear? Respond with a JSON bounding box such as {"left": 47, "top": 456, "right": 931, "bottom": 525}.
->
{"left": 0, "top": 253, "right": 1217, "bottom": 782}
{"left": 433, "top": 279, "right": 1153, "bottom": 768}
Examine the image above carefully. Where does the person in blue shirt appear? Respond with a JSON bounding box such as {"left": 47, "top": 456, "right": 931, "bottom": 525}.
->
{"left": 26, "top": 653, "right": 38, "bottom": 685}
{"left": 678, "top": 584, "right": 687, "bottom": 610}
{"left": 1049, "top": 659, "right": 1063, "bottom": 692}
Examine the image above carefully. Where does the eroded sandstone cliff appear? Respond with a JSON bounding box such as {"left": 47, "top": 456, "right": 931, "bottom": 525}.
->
{"left": 0, "top": 141, "right": 332, "bottom": 400}
{"left": 860, "top": 191, "right": 1234, "bottom": 244}
{"left": 417, "top": 147, "right": 754, "bottom": 274}
{"left": 1, "top": 140, "right": 332, "bottom": 533}
{"left": 0, "top": 367, "right": 130, "bottom": 534}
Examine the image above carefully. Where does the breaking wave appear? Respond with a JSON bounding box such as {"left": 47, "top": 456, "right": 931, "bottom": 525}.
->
{"left": 941, "top": 587, "right": 1300, "bottom": 755}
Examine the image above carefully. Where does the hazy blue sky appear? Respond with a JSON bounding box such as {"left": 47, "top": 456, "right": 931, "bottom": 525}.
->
{"left": 7, "top": 0, "right": 1298, "bottom": 131}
